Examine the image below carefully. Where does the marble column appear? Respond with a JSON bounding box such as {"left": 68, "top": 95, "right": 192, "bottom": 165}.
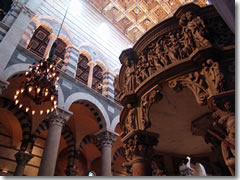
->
{"left": 87, "top": 61, "right": 96, "bottom": 88}
{"left": 97, "top": 130, "right": 118, "bottom": 176}
{"left": 38, "top": 107, "right": 72, "bottom": 176}
{"left": 0, "top": 1, "right": 35, "bottom": 77}
{"left": 122, "top": 130, "right": 159, "bottom": 176}
{"left": 14, "top": 151, "right": 34, "bottom": 176}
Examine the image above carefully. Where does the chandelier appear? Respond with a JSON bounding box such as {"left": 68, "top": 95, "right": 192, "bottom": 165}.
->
{"left": 13, "top": 0, "right": 74, "bottom": 115}
{"left": 14, "top": 54, "right": 60, "bottom": 115}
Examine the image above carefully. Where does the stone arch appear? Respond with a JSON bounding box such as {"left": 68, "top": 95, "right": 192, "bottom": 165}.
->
{"left": 3, "top": 63, "right": 32, "bottom": 81}
{"left": 96, "top": 61, "right": 106, "bottom": 72}
{"left": 73, "top": 100, "right": 107, "bottom": 130}
{"left": 38, "top": 21, "right": 53, "bottom": 34}
{"left": 62, "top": 125, "right": 76, "bottom": 166}
{"left": 78, "top": 49, "right": 92, "bottom": 61}
{"left": 79, "top": 43, "right": 110, "bottom": 69}
{"left": 110, "top": 115, "right": 120, "bottom": 132}
{"left": 79, "top": 135, "right": 100, "bottom": 152}
{"left": 111, "top": 147, "right": 125, "bottom": 174}
{"left": 37, "top": 15, "right": 73, "bottom": 43}
{"left": 64, "top": 92, "right": 110, "bottom": 129}
{"left": 0, "top": 97, "right": 32, "bottom": 150}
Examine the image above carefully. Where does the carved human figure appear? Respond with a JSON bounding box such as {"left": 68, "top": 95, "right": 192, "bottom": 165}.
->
{"left": 155, "top": 39, "right": 167, "bottom": 67}
{"left": 147, "top": 51, "right": 158, "bottom": 73}
{"left": 185, "top": 11, "right": 210, "bottom": 48}
{"left": 179, "top": 13, "right": 195, "bottom": 57}
{"left": 125, "top": 59, "right": 136, "bottom": 92}
{"left": 221, "top": 115, "right": 235, "bottom": 175}
{"left": 125, "top": 108, "right": 137, "bottom": 134}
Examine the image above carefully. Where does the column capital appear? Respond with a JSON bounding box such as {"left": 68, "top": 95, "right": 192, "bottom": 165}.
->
{"left": 14, "top": 151, "right": 34, "bottom": 166}
{"left": 48, "top": 107, "right": 72, "bottom": 127}
{"left": 87, "top": 61, "right": 97, "bottom": 67}
{"left": 97, "top": 130, "right": 118, "bottom": 147}
{"left": 122, "top": 130, "right": 159, "bottom": 162}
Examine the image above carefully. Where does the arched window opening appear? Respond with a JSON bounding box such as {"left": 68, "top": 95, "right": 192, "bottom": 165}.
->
{"left": 92, "top": 65, "right": 103, "bottom": 93}
{"left": 0, "top": 0, "right": 12, "bottom": 21}
{"left": 88, "top": 171, "right": 96, "bottom": 176}
{"left": 76, "top": 54, "right": 89, "bottom": 85}
{"left": 27, "top": 26, "right": 51, "bottom": 58}
{"left": 54, "top": 38, "right": 67, "bottom": 69}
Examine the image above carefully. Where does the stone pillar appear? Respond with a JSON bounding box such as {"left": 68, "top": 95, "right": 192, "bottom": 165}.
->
{"left": 102, "top": 70, "right": 115, "bottom": 100}
{"left": 87, "top": 61, "right": 96, "bottom": 88}
{"left": 97, "top": 130, "right": 118, "bottom": 176}
{"left": 38, "top": 108, "right": 72, "bottom": 176}
{"left": 122, "top": 130, "right": 159, "bottom": 176}
{"left": 14, "top": 151, "right": 34, "bottom": 176}
{"left": 0, "top": 1, "right": 35, "bottom": 77}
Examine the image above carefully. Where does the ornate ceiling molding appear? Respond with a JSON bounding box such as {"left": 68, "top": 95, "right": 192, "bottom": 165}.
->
{"left": 86, "top": 0, "right": 208, "bottom": 43}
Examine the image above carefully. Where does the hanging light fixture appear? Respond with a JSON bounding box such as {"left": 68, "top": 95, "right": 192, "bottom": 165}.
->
{"left": 13, "top": 0, "right": 73, "bottom": 115}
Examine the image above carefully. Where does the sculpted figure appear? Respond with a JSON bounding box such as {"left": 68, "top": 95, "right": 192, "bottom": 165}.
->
{"left": 125, "top": 59, "right": 135, "bottom": 92}
{"left": 125, "top": 108, "right": 137, "bottom": 133}
{"left": 185, "top": 11, "right": 211, "bottom": 48}
{"left": 179, "top": 13, "right": 195, "bottom": 58}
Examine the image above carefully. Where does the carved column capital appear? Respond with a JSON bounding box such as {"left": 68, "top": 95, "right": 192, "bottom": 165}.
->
{"left": 122, "top": 130, "right": 159, "bottom": 162}
{"left": 48, "top": 107, "right": 72, "bottom": 127}
{"left": 97, "top": 130, "right": 118, "bottom": 147}
{"left": 14, "top": 151, "right": 34, "bottom": 166}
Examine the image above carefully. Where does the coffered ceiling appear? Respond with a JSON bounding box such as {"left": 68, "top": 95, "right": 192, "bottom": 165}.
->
{"left": 86, "top": 0, "right": 208, "bottom": 43}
